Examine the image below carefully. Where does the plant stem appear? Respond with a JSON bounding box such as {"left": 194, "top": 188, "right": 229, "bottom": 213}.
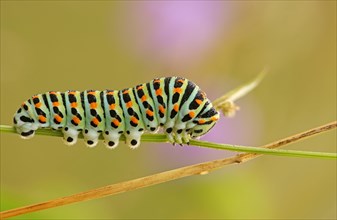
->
{"left": 1, "top": 123, "right": 336, "bottom": 159}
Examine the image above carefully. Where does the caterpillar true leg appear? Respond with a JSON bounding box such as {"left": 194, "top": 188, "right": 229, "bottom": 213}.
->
{"left": 181, "top": 129, "right": 191, "bottom": 145}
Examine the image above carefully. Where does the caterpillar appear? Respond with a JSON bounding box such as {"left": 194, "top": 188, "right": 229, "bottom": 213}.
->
{"left": 13, "top": 77, "right": 220, "bottom": 149}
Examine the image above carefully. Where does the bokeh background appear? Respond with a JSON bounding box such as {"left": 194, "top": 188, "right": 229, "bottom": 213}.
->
{"left": 1, "top": 1, "right": 336, "bottom": 219}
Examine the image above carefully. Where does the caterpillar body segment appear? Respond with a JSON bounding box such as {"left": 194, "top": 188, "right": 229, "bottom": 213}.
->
{"left": 46, "top": 91, "right": 67, "bottom": 130}
{"left": 150, "top": 77, "right": 169, "bottom": 128}
{"left": 102, "top": 90, "right": 125, "bottom": 149}
{"left": 119, "top": 87, "right": 146, "bottom": 149}
{"left": 133, "top": 83, "right": 159, "bottom": 134}
{"left": 62, "top": 91, "right": 85, "bottom": 146}
{"left": 13, "top": 77, "right": 220, "bottom": 148}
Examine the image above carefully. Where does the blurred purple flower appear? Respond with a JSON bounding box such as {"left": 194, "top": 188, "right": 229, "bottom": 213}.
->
{"left": 118, "top": 1, "right": 233, "bottom": 67}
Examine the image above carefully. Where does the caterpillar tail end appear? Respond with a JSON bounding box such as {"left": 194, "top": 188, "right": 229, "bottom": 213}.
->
{"left": 15, "top": 125, "right": 35, "bottom": 140}
{"left": 20, "top": 130, "right": 35, "bottom": 139}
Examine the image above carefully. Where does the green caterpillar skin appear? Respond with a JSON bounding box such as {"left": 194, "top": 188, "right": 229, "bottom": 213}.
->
{"left": 13, "top": 77, "right": 220, "bottom": 149}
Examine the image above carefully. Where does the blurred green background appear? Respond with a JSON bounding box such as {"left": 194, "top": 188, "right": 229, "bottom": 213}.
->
{"left": 1, "top": 1, "right": 336, "bottom": 219}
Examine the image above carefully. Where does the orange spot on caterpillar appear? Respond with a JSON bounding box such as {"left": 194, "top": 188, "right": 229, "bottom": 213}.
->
{"left": 107, "top": 91, "right": 114, "bottom": 95}
{"left": 173, "top": 104, "right": 179, "bottom": 112}
{"left": 35, "top": 102, "right": 42, "bottom": 108}
{"left": 141, "top": 95, "right": 147, "bottom": 102}
{"left": 49, "top": 91, "right": 56, "bottom": 94}
{"left": 126, "top": 101, "right": 133, "bottom": 108}
{"left": 159, "top": 105, "right": 165, "bottom": 114}
{"left": 173, "top": 88, "right": 182, "bottom": 94}
{"left": 91, "top": 117, "right": 99, "bottom": 126}
{"left": 123, "top": 90, "right": 129, "bottom": 94}
{"left": 155, "top": 88, "right": 162, "bottom": 96}
{"left": 54, "top": 115, "right": 62, "bottom": 123}
{"left": 195, "top": 99, "right": 203, "bottom": 105}
{"left": 70, "top": 102, "right": 77, "bottom": 108}
{"left": 198, "top": 119, "right": 206, "bottom": 124}
{"left": 130, "top": 116, "right": 139, "bottom": 124}
{"left": 68, "top": 91, "right": 76, "bottom": 95}
{"left": 211, "top": 116, "right": 219, "bottom": 121}
{"left": 146, "top": 109, "right": 154, "bottom": 116}
{"left": 189, "top": 111, "right": 195, "bottom": 118}
{"left": 90, "top": 102, "right": 97, "bottom": 109}
{"left": 53, "top": 102, "right": 59, "bottom": 107}
{"left": 137, "top": 85, "right": 143, "bottom": 90}
{"left": 72, "top": 116, "right": 81, "bottom": 125}
{"left": 109, "top": 104, "right": 115, "bottom": 110}
{"left": 153, "top": 79, "right": 160, "bottom": 83}
{"left": 177, "top": 79, "right": 185, "bottom": 83}
{"left": 38, "top": 115, "right": 47, "bottom": 123}
{"left": 112, "top": 119, "right": 120, "bottom": 127}
{"left": 88, "top": 91, "right": 96, "bottom": 95}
